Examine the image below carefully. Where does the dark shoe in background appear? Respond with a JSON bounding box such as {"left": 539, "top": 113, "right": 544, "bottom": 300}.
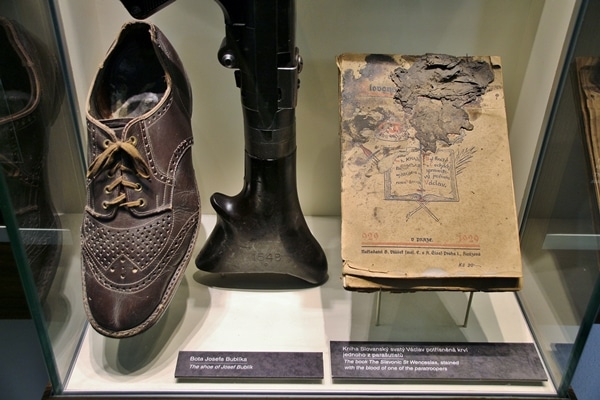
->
{"left": 81, "top": 21, "right": 200, "bottom": 338}
{"left": 0, "top": 16, "right": 64, "bottom": 304}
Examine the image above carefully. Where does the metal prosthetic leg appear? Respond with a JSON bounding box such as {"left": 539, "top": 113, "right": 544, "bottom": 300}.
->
{"left": 195, "top": 0, "right": 328, "bottom": 285}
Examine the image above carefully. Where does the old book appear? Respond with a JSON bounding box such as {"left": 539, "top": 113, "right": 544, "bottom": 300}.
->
{"left": 338, "top": 53, "right": 522, "bottom": 292}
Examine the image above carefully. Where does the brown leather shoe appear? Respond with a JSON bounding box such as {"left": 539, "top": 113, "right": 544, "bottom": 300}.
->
{"left": 81, "top": 21, "right": 200, "bottom": 338}
{"left": 0, "top": 17, "right": 64, "bottom": 304}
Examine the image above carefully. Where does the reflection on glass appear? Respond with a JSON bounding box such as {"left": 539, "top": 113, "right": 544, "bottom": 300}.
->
{"left": 0, "top": 16, "right": 64, "bottom": 302}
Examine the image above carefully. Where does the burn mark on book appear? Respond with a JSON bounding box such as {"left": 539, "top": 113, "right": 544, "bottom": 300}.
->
{"left": 391, "top": 54, "right": 494, "bottom": 153}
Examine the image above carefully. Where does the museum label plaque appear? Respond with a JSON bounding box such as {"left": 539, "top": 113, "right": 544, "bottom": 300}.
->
{"left": 175, "top": 351, "right": 323, "bottom": 379}
{"left": 330, "top": 341, "right": 546, "bottom": 381}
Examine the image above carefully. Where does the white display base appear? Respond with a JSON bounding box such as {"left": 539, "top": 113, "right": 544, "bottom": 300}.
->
{"left": 64, "top": 215, "right": 556, "bottom": 397}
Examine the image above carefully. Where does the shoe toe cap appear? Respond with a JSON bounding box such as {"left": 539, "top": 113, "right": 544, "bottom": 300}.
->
{"left": 83, "top": 272, "right": 168, "bottom": 336}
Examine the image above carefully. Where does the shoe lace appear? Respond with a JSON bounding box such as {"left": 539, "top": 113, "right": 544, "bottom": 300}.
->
{"left": 86, "top": 136, "right": 151, "bottom": 209}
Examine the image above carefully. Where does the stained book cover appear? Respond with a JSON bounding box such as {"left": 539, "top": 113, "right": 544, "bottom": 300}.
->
{"left": 338, "top": 53, "right": 522, "bottom": 292}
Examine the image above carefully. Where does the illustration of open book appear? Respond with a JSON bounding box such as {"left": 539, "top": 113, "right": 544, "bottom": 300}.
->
{"left": 384, "top": 147, "right": 457, "bottom": 222}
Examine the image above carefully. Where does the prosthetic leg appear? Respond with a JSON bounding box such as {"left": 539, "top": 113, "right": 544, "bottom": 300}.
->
{"left": 195, "top": 0, "right": 328, "bottom": 285}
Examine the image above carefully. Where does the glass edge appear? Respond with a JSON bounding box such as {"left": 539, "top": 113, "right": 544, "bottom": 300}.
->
{"left": 514, "top": 295, "right": 560, "bottom": 393}
{"left": 0, "top": 170, "right": 63, "bottom": 392}
{"left": 60, "top": 323, "right": 90, "bottom": 394}
{"left": 519, "top": 0, "right": 589, "bottom": 234}
{"left": 517, "top": 0, "right": 596, "bottom": 396}
{"left": 557, "top": 277, "right": 600, "bottom": 395}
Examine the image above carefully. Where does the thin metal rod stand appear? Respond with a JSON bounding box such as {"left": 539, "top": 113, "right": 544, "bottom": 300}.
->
{"left": 462, "top": 292, "right": 474, "bottom": 328}
{"left": 373, "top": 290, "right": 475, "bottom": 327}
{"left": 375, "top": 289, "right": 382, "bottom": 326}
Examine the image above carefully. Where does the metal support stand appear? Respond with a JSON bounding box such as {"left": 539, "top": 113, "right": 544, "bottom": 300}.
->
{"left": 374, "top": 291, "right": 475, "bottom": 327}
{"left": 462, "top": 292, "right": 474, "bottom": 328}
{"left": 375, "top": 289, "right": 382, "bottom": 326}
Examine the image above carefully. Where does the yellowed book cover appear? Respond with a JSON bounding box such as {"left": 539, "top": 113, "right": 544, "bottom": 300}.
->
{"left": 338, "top": 53, "right": 522, "bottom": 292}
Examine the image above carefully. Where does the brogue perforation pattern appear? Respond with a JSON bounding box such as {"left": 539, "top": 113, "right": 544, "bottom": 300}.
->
{"left": 86, "top": 122, "right": 102, "bottom": 162}
{"left": 141, "top": 97, "right": 173, "bottom": 180}
{"left": 83, "top": 212, "right": 197, "bottom": 292}
{"left": 83, "top": 213, "right": 173, "bottom": 274}
{"left": 0, "top": 113, "right": 35, "bottom": 131}
{"left": 166, "top": 137, "right": 193, "bottom": 183}
{"left": 145, "top": 96, "right": 172, "bottom": 126}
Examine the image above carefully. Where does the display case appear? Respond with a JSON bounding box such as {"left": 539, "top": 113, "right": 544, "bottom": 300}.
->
{"left": 519, "top": 0, "right": 600, "bottom": 395}
{"left": 1, "top": 0, "right": 598, "bottom": 398}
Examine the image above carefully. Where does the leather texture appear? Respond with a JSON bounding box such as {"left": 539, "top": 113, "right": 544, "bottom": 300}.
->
{"left": 81, "top": 21, "right": 200, "bottom": 337}
{"left": 0, "top": 17, "right": 64, "bottom": 303}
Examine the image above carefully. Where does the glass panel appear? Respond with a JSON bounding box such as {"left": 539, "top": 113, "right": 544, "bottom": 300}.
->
{"left": 519, "top": 0, "right": 600, "bottom": 395}
{"left": 2, "top": 0, "right": 594, "bottom": 397}
{"left": 0, "top": 0, "right": 86, "bottom": 392}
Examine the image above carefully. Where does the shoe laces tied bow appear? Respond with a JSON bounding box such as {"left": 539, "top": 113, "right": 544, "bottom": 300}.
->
{"left": 86, "top": 136, "right": 151, "bottom": 209}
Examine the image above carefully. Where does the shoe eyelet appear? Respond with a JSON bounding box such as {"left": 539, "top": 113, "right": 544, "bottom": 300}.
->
{"left": 101, "top": 201, "right": 109, "bottom": 209}
{"left": 138, "top": 198, "right": 146, "bottom": 208}
{"left": 104, "top": 185, "right": 112, "bottom": 194}
{"left": 134, "top": 183, "right": 142, "bottom": 192}
{"left": 103, "top": 139, "right": 111, "bottom": 148}
{"left": 107, "top": 171, "right": 114, "bottom": 179}
{"left": 128, "top": 136, "right": 137, "bottom": 145}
